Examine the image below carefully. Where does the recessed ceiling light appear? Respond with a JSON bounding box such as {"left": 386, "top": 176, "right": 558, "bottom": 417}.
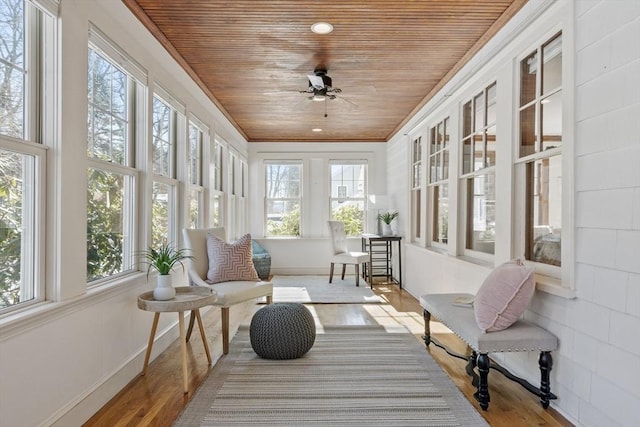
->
{"left": 312, "top": 128, "right": 323, "bottom": 132}
{"left": 311, "top": 22, "right": 333, "bottom": 34}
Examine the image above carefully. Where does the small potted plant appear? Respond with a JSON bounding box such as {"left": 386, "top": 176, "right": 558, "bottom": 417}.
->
{"left": 377, "top": 211, "right": 399, "bottom": 236}
{"left": 139, "top": 242, "right": 193, "bottom": 300}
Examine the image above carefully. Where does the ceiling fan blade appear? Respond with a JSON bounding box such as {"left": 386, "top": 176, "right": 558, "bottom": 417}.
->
{"left": 307, "top": 74, "right": 325, "bottom": 90}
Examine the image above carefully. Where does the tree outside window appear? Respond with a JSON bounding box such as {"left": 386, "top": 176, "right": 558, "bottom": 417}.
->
{"left": 330, "top": 162, "right": 367, "bottom": 236}
{"left": 265, "top": 163, "right": 301, "bottom": 236}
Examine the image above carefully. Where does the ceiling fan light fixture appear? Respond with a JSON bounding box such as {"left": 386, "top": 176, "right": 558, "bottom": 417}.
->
{"left": 310, "top": 22, "right": 333, "bottom": 34}
{"left": 312, "top": 128, "right": 323, "bottom": 132}
{"left": 312, "top": 94, "right": 326, "bottom": 102}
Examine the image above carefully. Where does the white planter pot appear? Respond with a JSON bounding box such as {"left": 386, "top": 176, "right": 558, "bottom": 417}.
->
{"left": 153, "top": 274, "right": 176, "bottom": 300}
{"left": 381, "top": 223, "right": 393, "bottom": 236}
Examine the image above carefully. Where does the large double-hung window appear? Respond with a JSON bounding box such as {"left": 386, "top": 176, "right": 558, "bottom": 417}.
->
{"left": 429, "top": 118, "right": 450, "bottom": 246}
{"left": 86, "top": 26, "right": 146, "bottom": 283}
{"left": 187, "top": 118, "right": 206, "bottom": 228}
{"left": 265, "top": 162, "right": 301, "bottom": 237}
{"left": 517, "top": 32, "right": 563, "bottom": 268}
{"left": 330, "top": 161, "right": 367, "bottom": 236}
{"left": 0, "top": 0, "right": 54, "bottom": 311}
{"left": 461, "top": 83, "right": 497, "bottom": 256}
{"left": 410, "top": 136, "right": 423, "bottom": 241}
{"left": 151, "top": 90, "right": 184, "bottom": 248}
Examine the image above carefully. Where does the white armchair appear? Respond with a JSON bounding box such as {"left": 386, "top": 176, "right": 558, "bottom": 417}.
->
{"left": 327, "top": 221, "right": 369, "bottom": 287}
{"left": 182, "top": 227, "right": 273, "bottom": 354}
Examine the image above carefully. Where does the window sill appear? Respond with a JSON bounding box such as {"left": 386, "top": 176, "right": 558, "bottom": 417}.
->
{"left": 0, "top": 272, "right": 147, "bottom": 342}
{"left": 535, "top": 274, "right": 576, "bottom": 299}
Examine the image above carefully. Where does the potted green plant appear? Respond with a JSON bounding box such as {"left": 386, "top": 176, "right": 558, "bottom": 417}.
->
{"left": 139, "top": 242, "right": 193, "bottom": 300}
{"left": 377, "top": 211, "right": 398, "bottom": 236}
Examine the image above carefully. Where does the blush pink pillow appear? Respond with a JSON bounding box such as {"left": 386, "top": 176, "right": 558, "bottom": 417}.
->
{"left": 206, "top": 233, "right": 260, "bottom": 284}
{"left": 474, "top": 260, "right": 535, "bottom": 332}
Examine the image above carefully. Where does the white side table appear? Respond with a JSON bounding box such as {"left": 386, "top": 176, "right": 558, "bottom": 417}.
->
{"left": 137, "top": 286, "right": 217, "bottom": 393}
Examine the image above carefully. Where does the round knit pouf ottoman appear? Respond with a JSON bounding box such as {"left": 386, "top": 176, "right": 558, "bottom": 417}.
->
{"left": 250, "top": 303, "right": 316, "bottom": 360}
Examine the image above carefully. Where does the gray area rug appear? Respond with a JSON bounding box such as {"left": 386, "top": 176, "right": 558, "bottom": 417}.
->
{"left": 175, "top": 326, "right": 488, "bottom": 426}
{"left": 267, "top": 275, "right": 385, "bottom": 304}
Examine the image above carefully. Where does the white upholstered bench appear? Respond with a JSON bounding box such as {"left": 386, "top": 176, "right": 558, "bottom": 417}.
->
{"left": 420, "top": 293, "right": 558, "bottom": 411}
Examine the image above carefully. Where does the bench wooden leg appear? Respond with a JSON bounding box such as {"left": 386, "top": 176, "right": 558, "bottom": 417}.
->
{"left": 422, "top": 309, "right": 431, "bottom": 346}
{"left": 539, "top": 351, "right": 553, "bottom": 409}
{"left": 329, "top": 262, "right": 335, "bottom": 283}
{"left": 475, "top": 353, "right": 491, "bottom": 411}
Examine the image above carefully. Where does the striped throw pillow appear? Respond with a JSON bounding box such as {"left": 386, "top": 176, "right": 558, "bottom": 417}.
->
{"left": 206, "top": 233, "right": 260, "bottom": 284}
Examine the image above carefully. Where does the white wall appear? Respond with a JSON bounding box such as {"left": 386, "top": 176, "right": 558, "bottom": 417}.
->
{"left": 0, "top": 1, "right": 251, "bottom": 426}
{"left": 388, "top": 1, "right": 640, "bottom": 426}
{"left": 248, "top": 142, "right": 387, "bottom": 275}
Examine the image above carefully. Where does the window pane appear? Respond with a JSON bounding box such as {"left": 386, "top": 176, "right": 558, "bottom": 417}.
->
{"left": 266, "top": 200, "right": 299, "bottom": 236}
{"left": 211, "top": 194, "right": 221, "bottom": 226}
{"left": 542, "top": 33, "right": 562, "bottom": 94}
{"left": 188, "top": 124, "right": 201, "bottom": 185}
{"left": 0, "top": 0, "right": 25, "bottom": 139}
{"left": 433, "top": 184, "right": 448, "bottom": 244}
{"left": 0, "top": 62, "right": 24, "bottom": 139}
{"left": 88, "top": 49, "right": 129, "bottom": 165}
{"left": 412, "top": 189, "right": 421, "bottom": 239}
{"left": 474, "top": 92, "right": 484, "bottom": 131}
{"left": 473, "top": 133, "right": 484, "bottom": 171}
{"left": 486, "top": 83, "right": 497, "bottom": 125}
{"left": 0, "top": 0, "right": 24, "bottom": 66}
{"left": 331, "top": 200, "right": 364, "bottom": 235}
{"left": 331, "top": 164, "right": 365, "bottom": 199}
{"left": 87, "top": 168, "right": 127, "bottom": 281}
{"left": 526, "top": 157, "right": 561, "bottom": 266}
{"left": 152, "top": 97, "right": 172, "bottom": 176}
{"left": 151, "top": 181, "right": 171, "bottom": 248}
{"left": 214, "top": 144, "right": 223, "bottom": 191}
{"left": 188, "top": 188, "right": 200, "bottom": 229}
{"left": 466, "top": 174, "right": 495, "bottom": 254}
{"left": 0, "top": 149, "right": 35, "bottom": 309}
{"left": 266, "top": 164, "right": 301, "bottom": 198}
{"left": 519, "top": 104, "right": 536, "bottom": 157}
{"left": 462, "top": 101, "right": 472, "bottom": 138}
{"left": 520, "top": 50, "right": 537, "bottom": 106}
{"left": 542, "top": 90, "right": 562, "bottom": 150}
{"left": 486, "top": 125, "right": 496, "bottom": 167}
{"left": 462, "top": 136, "right": 472, "bottom": 174}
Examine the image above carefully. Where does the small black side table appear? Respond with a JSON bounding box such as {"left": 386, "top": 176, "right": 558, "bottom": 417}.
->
{"left": 361, "top": 234, "right": 402, "bottom": 289}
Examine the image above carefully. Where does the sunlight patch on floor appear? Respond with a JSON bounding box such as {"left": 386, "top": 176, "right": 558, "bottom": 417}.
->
{"left": 362, "top": 303, "right": 425, "bottom": 334}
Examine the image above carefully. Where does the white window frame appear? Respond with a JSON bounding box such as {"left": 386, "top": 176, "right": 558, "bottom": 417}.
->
{"left": 513, "top": 28, "right": 574, "bottom": 295}
{"left": 460, "top": 82, "right": 497, "bottom": 261}
{"left": 150, "top": 87, "right": 184, "bottom": 248}
{"left": 0, "top": 0, "right": 56, "bottom": 313}
{"left": 428, "top": 117, "right": 450, "bottom": 249}
{"left": 329, "top": 160, "right": 368, "bottom": 236}
{"left": 264, "top": 160, "right": 302, "bottom": 237}
{"left": 186, "top": 116, "right": 207, "bottom": 229}
{"left": 87, "top": 26, "right": 146, "bottom": 285}
{"left": 209, "top": 137, "right": 225, "bottom": 227}
{"left": 410, "top": 135, "right": 424, "bottom": 243}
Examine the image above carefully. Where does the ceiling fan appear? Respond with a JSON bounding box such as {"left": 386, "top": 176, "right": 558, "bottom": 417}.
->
{"left": 300, "top": 68, "right": 343, "bottom": 102}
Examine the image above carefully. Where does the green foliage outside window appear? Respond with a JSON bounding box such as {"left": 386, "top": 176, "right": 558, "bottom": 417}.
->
{"left": 0, "top": 151, "right": 22, "bottom": 308}
{"left": 333, "top": 204, "right": 364, "bottom": 236}
{"left": 267, "top": 207, "right": 300, "bottom": 236}
{"left": 86, "top": 168, "right": 125, "bottom": 282}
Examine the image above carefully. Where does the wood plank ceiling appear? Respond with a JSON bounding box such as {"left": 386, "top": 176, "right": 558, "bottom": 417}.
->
{"left": 123, "top": 0, "right": 526, "bottom": 142}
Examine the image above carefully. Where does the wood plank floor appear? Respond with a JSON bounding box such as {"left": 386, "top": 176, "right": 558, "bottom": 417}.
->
{"left": 84, "top": 281, "right": 573, "bottom": 427}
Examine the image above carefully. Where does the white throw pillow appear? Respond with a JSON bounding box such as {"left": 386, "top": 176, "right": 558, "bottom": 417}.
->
{"left": 474, "top": 260, "right": 535, "bottom": 332}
